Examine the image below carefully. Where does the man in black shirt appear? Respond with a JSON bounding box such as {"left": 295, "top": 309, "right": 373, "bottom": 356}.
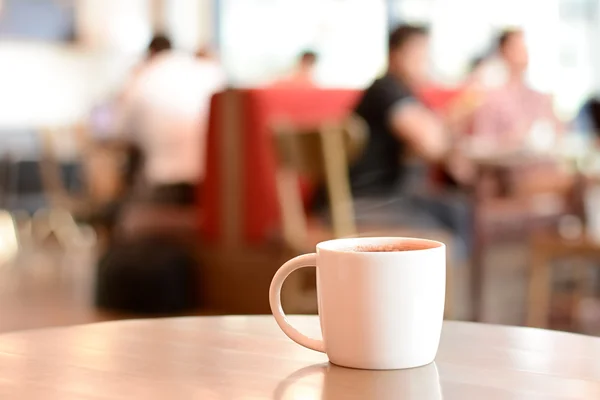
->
{"left": 349, "top": 25, "right": 470, "bottom": 257}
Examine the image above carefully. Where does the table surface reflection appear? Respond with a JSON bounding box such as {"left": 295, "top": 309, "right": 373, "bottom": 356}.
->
{"left": 0, "top": 316, "right": 599, "bottom": 399}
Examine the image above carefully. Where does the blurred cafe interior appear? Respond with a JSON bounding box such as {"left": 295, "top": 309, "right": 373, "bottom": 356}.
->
{"left": 3, "top": 0, "right": 600, "bottom": 335}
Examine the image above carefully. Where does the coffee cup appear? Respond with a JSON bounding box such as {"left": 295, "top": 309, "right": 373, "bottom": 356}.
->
{"left": 269, "top": 237, "right": 445, "bottom": 370}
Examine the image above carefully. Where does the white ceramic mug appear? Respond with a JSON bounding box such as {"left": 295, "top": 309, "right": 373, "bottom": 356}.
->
{"left": 269, "top": 237, "right": 445, "bottom": 370}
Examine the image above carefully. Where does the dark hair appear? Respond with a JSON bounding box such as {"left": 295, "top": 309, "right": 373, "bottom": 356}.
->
{"left": 147, "top": 34, "right": 172, "bottom": 57}
{"left": 497, "top": 29, "right": 522, "bottom": 51}
{"left": 388, "top": 24, "right": 428, "bottom": 54}
{"left": 469, "top": 55, "right": 487, "bottom": 72}
{"left": 588, "top": 98, "right": 600, "bottom": 136}
{"left": 300, "top": 50, "right": 318, "bottom": 64}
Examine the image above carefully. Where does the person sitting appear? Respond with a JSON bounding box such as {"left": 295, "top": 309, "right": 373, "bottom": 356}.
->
{"left": 329, "top": 25, "right": 471, "bottom": 257}
{"left": 443, "top": 55, "right": 495, "bottom": 136}
{"left": 472, "top": 29, "right": 562, "bottom": 150}
{"left": 117, "top": 35, "right": 226, "bottom": 205}
{"left": 271, "top": 50, "right": 319, "bottom": 89}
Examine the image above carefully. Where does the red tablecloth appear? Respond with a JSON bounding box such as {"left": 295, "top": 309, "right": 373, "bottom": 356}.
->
{"left": 201, "top": 88, "right": 360, "bottom": 246}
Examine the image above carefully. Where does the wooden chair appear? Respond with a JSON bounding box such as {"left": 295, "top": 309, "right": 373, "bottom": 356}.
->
{"left": 272, "top": 116, "right": 455, "bottom": 316}
{"left": 527, "top": 231, "right": 600, "bottom": 329}
{"left": 527, "top": 174, "right": 600, "bottom": 329}
{"left": 272, "top": 116, "right": 366, "bottom": 250}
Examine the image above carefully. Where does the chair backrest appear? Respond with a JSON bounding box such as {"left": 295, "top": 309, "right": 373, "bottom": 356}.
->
{"left": 272, "top": 115, "right": 367, "bottom": 250}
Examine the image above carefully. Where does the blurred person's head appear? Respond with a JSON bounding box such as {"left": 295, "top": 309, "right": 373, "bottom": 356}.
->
{"left": 298, "top": 50, "right": 318, "bottom": 72}
{"left": 469, "top": 56, "right": 487, "bottom": 75}
{"left": 195, "top": 46, "right": 213, "bottom": 60}
{"left": 466, "top": 55, "right": 490, "bottom": 87}
{"left": 147, "top": 34, "right": 172, "bottom": 60}
{"left": 388, "top": 25, "right": 429, "bottom": 88}
{"left": 497, "top": 29, "right": 528, "bottom": 76}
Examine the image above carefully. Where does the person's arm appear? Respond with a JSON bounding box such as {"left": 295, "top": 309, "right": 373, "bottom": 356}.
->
{"left": 389, "top": 99, "right": 477, "bottom": 185}
{"left": 541, "top": 93, "right": 565, "bottom": 135}
{"left": 388, "top": 100, "right": 449, "bottom": 161}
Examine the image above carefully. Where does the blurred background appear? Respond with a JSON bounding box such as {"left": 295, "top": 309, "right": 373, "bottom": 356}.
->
{"left": 2, "top": 0, "right": 600, "bottom": 335}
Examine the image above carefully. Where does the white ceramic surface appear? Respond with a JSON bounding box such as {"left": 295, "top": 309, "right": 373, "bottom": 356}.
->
{"left": 269, "top": 237, "right": 446, "bottom": 370}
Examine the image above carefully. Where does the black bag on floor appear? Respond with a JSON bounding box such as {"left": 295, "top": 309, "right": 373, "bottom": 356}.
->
{"left": 95, "top": 236, "right": 199, "bottom": 314}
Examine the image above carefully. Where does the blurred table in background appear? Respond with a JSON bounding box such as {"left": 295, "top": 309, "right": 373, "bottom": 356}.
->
{"left": 469, "top": 152, "right": 577, "bottom": 321}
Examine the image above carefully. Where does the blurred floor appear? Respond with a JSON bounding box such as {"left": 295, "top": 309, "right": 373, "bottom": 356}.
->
{"left": 0, "top": 242, "right": 114, "bottom": 333}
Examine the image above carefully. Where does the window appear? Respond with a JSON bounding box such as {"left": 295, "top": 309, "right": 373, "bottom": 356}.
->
{"left": 219, "top": 0, "right": 387, "bottom": 88}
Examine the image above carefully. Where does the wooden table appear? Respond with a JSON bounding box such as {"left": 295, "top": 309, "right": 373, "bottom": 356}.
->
{"left": 0, "top": 316, "right": 599, "bottom": 399}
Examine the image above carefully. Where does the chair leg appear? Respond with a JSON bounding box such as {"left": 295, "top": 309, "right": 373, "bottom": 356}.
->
{"left": 31, "top": 209, "right": 52, "bottom": 244}
{"left": 48, "top": 208, "right": 80, "bottom": 248}
{"left": 0, "top": 210, "right": 19, "bottom": 266}
{"left": 11, "top": 209, "right": 31, "bottom": 248}
{"left": 471, "top": 235, "right": 485, "bottom": 321}
{"left": 527, "top": 247, "right": 551, "bottom": 328}
{"left": 571, "top": 258, "right": 590, "bottom": 331}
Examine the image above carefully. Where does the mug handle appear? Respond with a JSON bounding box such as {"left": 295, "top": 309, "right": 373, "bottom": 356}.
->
{"left": 269, "top": 253, "right": 325, "bottom": 353}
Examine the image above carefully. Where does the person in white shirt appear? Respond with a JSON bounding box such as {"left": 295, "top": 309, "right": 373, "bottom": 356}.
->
{"left": 119, "top": 37, "right": 226, "bottom": 204}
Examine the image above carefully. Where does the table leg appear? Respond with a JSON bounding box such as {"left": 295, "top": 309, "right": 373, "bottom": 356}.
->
{"left": 527, "top": 246, "right": 551, "bottom": 328}
{"left": 471, "top": 202, "right": 484, "bottom": 321}
{"left": 471, "top": 241, "right": 484, "bottom": 321}
{"left": 471, "top": 169, "right": 492, "bottom": 322}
